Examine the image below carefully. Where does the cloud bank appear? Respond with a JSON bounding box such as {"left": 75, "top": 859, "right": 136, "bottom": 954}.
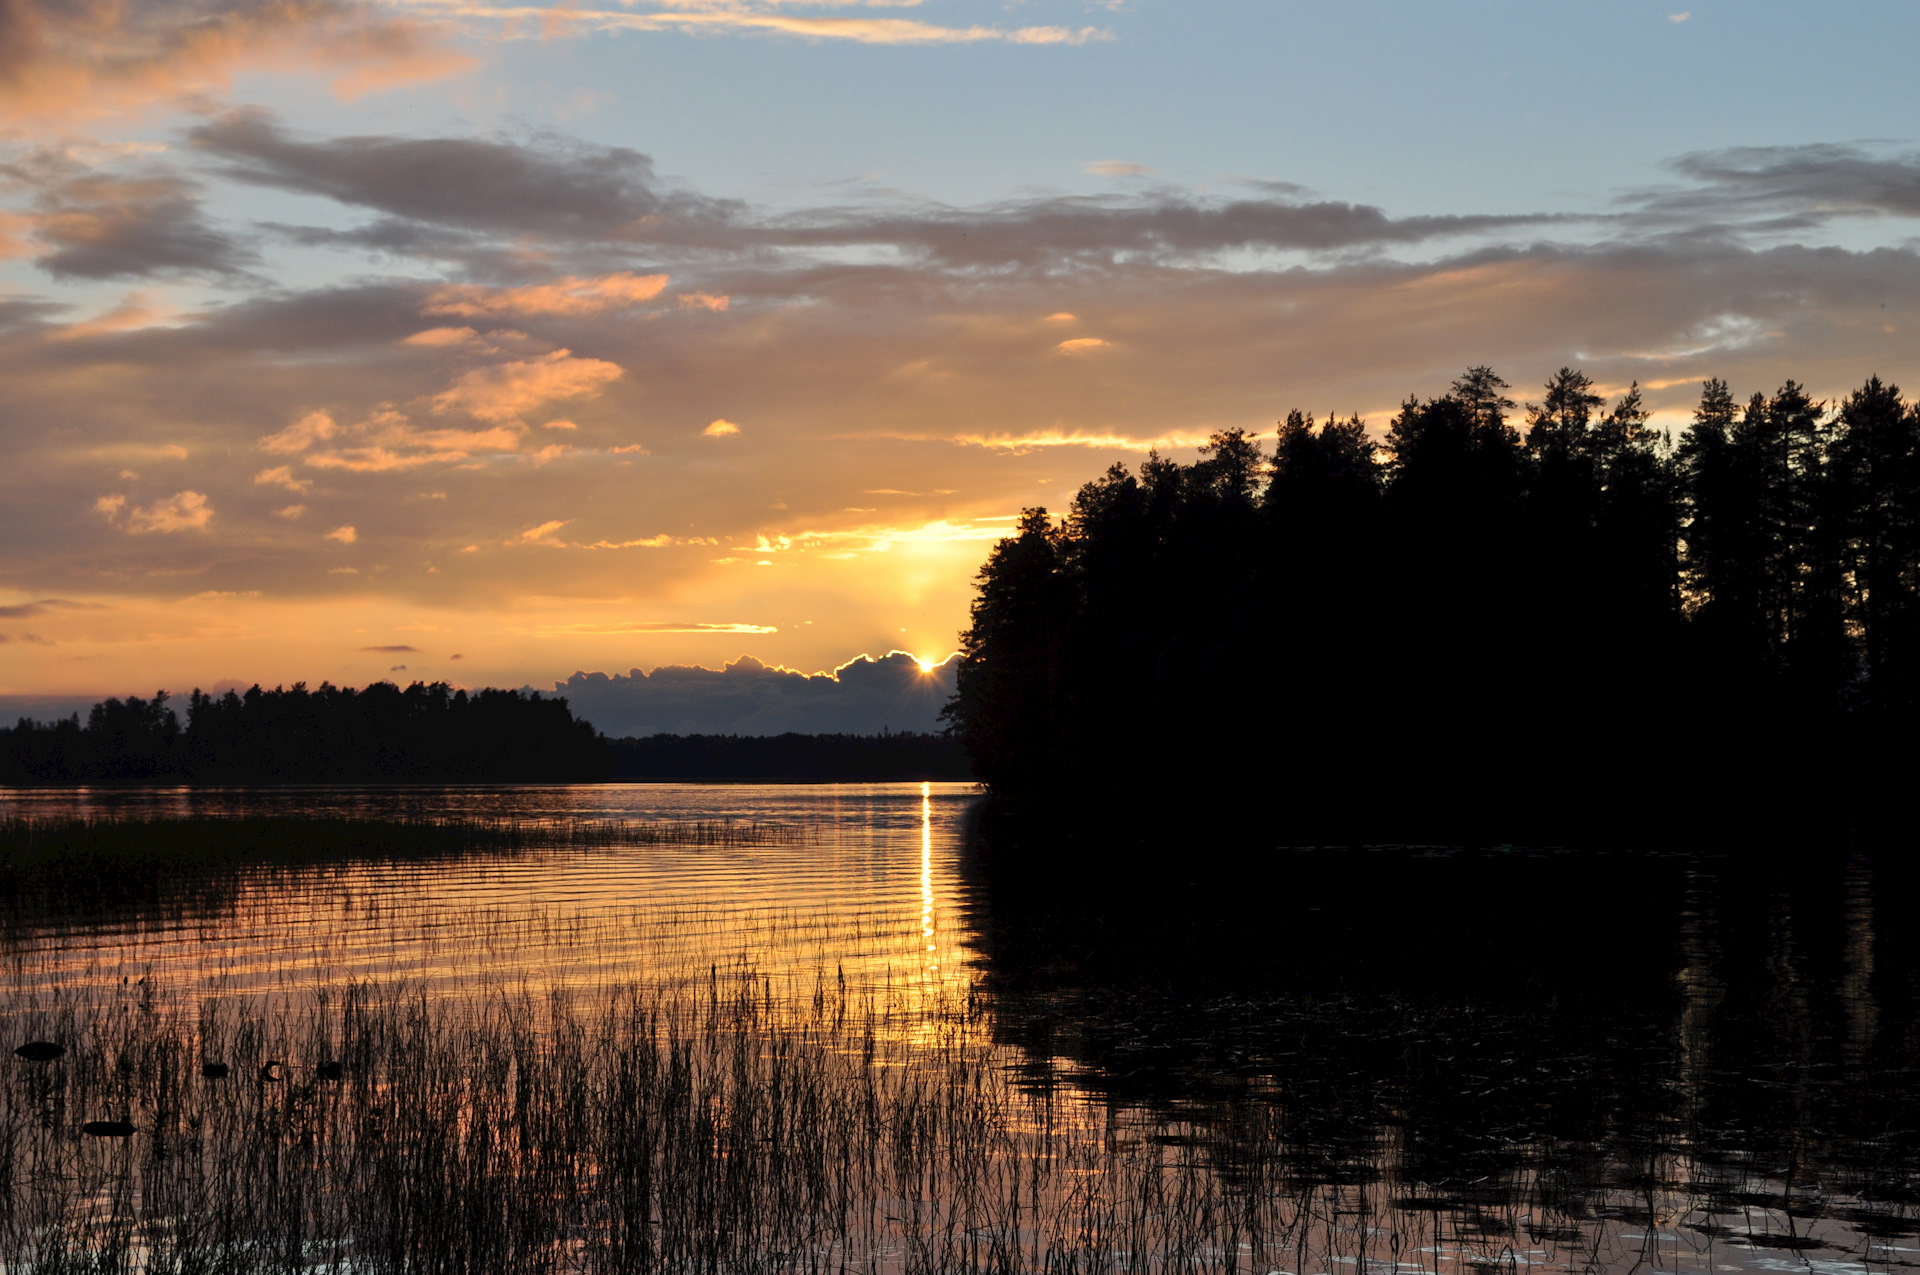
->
{"left": 551, "top": 652, "right": 960, "bottom": 736}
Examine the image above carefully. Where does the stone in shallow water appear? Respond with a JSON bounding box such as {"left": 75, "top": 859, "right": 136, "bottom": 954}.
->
{"left": 14, "top": 1041, "right": 64, "bottom": 1062}
{"left": 202, "top": 1062, "right": 229, "bottom": 1079}
{"left": 82, "top": 1121, "right": 135, "bottom": 1138}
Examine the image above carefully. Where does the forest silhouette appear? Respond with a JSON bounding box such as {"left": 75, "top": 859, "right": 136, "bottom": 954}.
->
{"left": 0, "top": 684, "right": 972, "bottom": 785}
{"left": 944, "top": 368, "right": 1920, "bottom": 843}
{"left": 0, "top": 682, "right": 607, "bottom": 784}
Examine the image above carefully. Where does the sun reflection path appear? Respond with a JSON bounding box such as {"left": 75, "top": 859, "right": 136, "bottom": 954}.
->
{"left": 921, "top": 780, "right": 936, "bottom": 975}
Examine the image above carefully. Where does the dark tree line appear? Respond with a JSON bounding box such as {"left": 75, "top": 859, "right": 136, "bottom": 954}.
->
{"left": 945, "top": 368, "right": 1920, "bottom": 840}
{"left": 0, "top": 681, "right": 609, "bottom": 784}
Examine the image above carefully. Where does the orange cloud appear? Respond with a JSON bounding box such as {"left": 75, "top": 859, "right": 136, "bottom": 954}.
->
{"left": 96, "top": 490, "right": 214, "bottom": 534}
{"left": 0, "top": 0, "right": 473, "bottom": 125}
{"left": 260, "top": 407, "right": 531, "bottom": 472}
{"left": 325, "top": 525, "right": 357, "bottom": 543}
{"left": 424, "top": 272, "right": 670, "bottom": 318}
{"left": 514, "top": 621, "right": 779, "bottom": 636}
{"left": 703, "top": 418, "right": 741, "bottom": 437}
{"left": 585, "top": 534, "right": 671, "bottom": 549}
{"left": 513, "top": 520, "right": 571, "bottom": 547}
{"left": 431, "top": 350, "right": 624, "bottom": 423}
{"left": 305, "top": 422, "right": 529, "bottom": 472}
{"left": 402, "top": 326, "right": 485, "bottom": 347}
{"left": 257, "top": 411, "right": 339, "bottom": 455}
{"left": 455, "top": 6, "right": 1112, "bottom": 48}
{"left": 1056, "top": 337, "right": 1111, "bottom": 352}
{"left": 677, "top": 292, "right": 730, "bottom": 312}
{"left": 252, "top": 465, "right": 310, "bottom": 493}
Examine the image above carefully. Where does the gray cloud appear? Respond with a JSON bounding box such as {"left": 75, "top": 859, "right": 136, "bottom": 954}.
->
{"left": 767, "top": 198, "right": 1571, "bottom": 269}
{"left": 190, "top": 109, "right": 741, "bottom": 243}
{"left": 0, "top": 597, "right": 92, "bottom": 619}
{"left": 179, "top": 116, "right": 1920, "bottom": 287}
{"left": 37, "top": 181, "right": 247, "bottom": 279}
{"left": 187, "top": 110, "right": 1567, "bottom": 272}
{"left": 1623, "top": 144, "right": 1920, "bottom": 235}
{"left": 2, "top": 152, "right": 251, "bottom": 279}
{"left": 552, "top": 652, "right": 959, "bottom": 736}
{"left": 360, "top": 644, "right": 416, "bottom": 653}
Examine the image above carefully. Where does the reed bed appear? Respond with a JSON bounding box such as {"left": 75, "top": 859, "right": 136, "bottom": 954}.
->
{"left": 0, "top": 962, "right": 1404, "bottom": 1275}
{"left": 0, "top": 955, "right": 1883, "bottom": 1275}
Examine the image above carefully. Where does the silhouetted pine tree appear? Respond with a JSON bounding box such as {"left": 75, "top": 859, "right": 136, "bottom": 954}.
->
{"left": 1833, "top": 377, "right": 1920, "bottom": 715}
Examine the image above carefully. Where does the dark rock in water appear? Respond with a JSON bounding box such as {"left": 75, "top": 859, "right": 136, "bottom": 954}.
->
{"left": 259, "top": 1061, "right": 282, "bottom": 1082}
{"left": 82, "top": 1120, "right": 135, "bottom": 1138}
{"left": 317, "top": 1060, "right": 344, "bottom": 1081}
{"left": 201, "top": 1062, "right": 229, "bottom": 1079}
{"left": 15, "top": 1041, "right": 64, "bottom": 1062}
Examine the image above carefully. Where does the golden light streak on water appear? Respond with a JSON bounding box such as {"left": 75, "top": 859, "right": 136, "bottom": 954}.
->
{"left": 922, "top": 780, "right": 937, "bottom": 976}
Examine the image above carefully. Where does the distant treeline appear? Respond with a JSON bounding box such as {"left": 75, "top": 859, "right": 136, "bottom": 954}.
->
{"left": 0, "top": 682, "right": 974, "bottom": 785}
{"left": 946, "top": 368, "right": 1920, "bottom": 841}
{"left": 0, "top": 682, "right": 608, "bottom": 784}
{"left": 607, "top": 731, "right": 969, "bottom": 781}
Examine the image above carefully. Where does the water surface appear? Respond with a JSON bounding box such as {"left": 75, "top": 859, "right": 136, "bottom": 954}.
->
{"left": 1, "top": 785, "right": 1913, "bottom": 1275}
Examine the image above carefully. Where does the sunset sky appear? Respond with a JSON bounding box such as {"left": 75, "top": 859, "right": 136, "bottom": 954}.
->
{"left": 4, "top": 0, "right": 1920, "bottom": 724}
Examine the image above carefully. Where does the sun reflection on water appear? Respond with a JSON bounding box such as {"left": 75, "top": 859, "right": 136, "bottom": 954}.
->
{"left": 921, "top": 780, "right": 936, "bottom": 976}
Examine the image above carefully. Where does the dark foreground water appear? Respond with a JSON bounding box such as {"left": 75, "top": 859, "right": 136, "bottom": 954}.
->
{"left": 0, "top": 784, "right": 1913, "bottom": 1275}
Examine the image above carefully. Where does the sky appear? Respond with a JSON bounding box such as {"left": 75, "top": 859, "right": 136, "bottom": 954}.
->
{"left": 4, "top": 0, "right": 1920, "bottom": 728}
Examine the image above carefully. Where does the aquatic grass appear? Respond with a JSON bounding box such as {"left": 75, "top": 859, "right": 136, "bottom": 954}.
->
{"left": 0, "top": 964, "right": 1289, "bottom": 1274}
{"left": 0, "top": 954, "right": 1886, "bottom": 1275}
{"left": 0, "top": 816, "right": 811, "bottom": 914}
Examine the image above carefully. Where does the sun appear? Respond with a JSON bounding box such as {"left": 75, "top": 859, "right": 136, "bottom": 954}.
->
{"left": 915, "top": 657, "right": 938, "bottom": 674}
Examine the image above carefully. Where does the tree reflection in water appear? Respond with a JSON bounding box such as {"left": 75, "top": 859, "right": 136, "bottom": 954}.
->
{"left": 962, "top": 839, "right": 1920, "bottom": 1274}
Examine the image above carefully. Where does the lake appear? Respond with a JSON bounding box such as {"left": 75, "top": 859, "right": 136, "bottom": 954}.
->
{"left": 0, "top": 784, "right": 1911, "bottom": 1275}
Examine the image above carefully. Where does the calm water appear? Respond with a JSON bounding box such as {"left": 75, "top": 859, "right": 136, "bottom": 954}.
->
{"left": 0, "top": 783, "right": 982, "bottom": 1007}
{"left": 1, "top": 785, "right": 1915, "bottom": 1275}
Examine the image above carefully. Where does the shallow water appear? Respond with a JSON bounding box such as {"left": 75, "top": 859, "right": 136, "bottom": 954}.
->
{"left": 0, "top": 785, "right": 1914, "bottom": 1275}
